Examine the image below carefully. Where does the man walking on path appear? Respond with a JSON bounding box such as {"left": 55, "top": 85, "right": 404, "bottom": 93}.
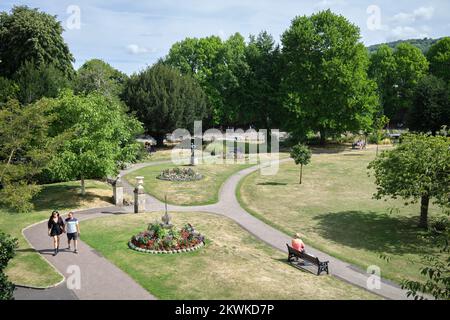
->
{"left": 65, "top": 212, "right": 80, "bottom": 254}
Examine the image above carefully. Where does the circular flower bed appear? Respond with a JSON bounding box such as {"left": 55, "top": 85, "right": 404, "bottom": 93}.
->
{"left": 129, "top": 222, "right": 205, "bottom": 254}
{"left": 157, "top": 167, "right": 203, "bottom": 182}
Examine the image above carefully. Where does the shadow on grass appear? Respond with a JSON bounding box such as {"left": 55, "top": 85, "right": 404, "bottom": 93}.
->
{"left": 32, "top": 184, "right": 111, "bottom": 212}
{"left": 257, "top": 182, "right": 288, "bottom": 186}
{"left": 310, "top": 145, "right": 349, "bottom": 154}
{"left": 312, "top": 211, "right": 427, "bottom": 255}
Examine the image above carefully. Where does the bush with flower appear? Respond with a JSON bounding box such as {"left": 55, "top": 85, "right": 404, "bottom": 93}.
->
{"left": 130, "top": 222, "right": 205, "bottom": 252}
{"left": 157, "top": 167, "right": 203, "bottom": 181}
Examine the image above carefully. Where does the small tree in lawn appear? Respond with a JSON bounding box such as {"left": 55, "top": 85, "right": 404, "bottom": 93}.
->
{"left": 368, "top": 133, "right": 450, "bottom": 229}
{"left": 290, "top": 144, "right": 312, "bottom": 184}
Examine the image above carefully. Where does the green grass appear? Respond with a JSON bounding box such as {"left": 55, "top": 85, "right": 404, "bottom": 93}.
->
{"left": 126, "top": 151, "right": 290, "bottom": 206}
{"left": 0, "top": 180, "right": 112, "bottom": 287}
{"left": 125, "top": 162, "right": 253, "bottom": 206}
{"left": 81, "top": 212, "right": 379, "bottom": 300}
{"left": 238, "top": 145, "right": 446, "bottom": 285}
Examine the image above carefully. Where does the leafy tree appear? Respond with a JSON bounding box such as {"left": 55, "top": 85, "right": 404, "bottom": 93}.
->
{"left": 369, "top": 43, "right": 429, "bottom": 125}
{"left": 49, "top": 91, "right": 143, "bottom": 195}
{"left": 391, "top": 43, "right": 429, "bottom": 123}
{"left": 239, "top": 31, "right": 285, "bottom": 130}
{"left": 0, "top": 232, "right": 18, "bottom": 300}
{"left": 290, "top": 144, "right": 312, "bottom": 184}
{"left": 164, "top": 36, "right": 223, "bottom": 125}
{"left": 0, "top": 6, "right": 74, "bottom": 78}
{"left": 408, "top": 75, "right": 450, "bottom": 134}
{"left": 13, "top": 60, "right": 70, "bottom": 105}
{"left": 401, "top": 229, "right": 450, "bottom": 300}
{"left": 0, "top": 98, "right": 61, "bottom": 212}
{"left": 368, "top": 134, "right": 450, "bottom": 228}
{"left": 281, "top": 10, "right": 379, "bottom": 144}
{"left": 0, "top": 77, "right": 18, "bottom": 105}
{"left": 369, "top": 45, "right": 398, "bottom": 122}
{"left": 164, "top": 33, "right": 248, "bottom": 126}
{"left": 427, "top": 37, "right": 450, "bottom": 84}
{"left": 75, "top": 59, "right": 128, "bottom": 98}
{"left": 122, "top": 63, "right": 208, "bottom": 146}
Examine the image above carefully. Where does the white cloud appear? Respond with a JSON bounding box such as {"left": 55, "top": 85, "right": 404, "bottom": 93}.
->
{"left": 126, "top": 44, "right": 156, "bottom": 55}
{"left": 413, "top": 7, "right": 434, "bottom": 21}
{"left": 388, "top": 26, "right": 430, "bottom": 41}
{"left": 391, "top": 6, "right": 434, "bottom": 24}
{"left": 315, "top": 0, "right": 347, "bottom": 8}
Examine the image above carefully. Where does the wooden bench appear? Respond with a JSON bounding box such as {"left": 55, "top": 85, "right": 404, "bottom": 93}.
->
{"left": 287, "top": 244, "right": 329, "bottom": 276}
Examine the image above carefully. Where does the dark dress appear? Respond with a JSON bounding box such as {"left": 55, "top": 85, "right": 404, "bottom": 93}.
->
{"left": 48, "top": 217, "right": 65, "bottom": 237}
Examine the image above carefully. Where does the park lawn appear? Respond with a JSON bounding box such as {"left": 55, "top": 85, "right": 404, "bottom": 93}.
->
{"left": 126, "top": 152, "right": 290, "bottom": 206}
{"left": 1, "top": 180, "right": 112, "bottom": 287}
{"left": 238, "top": 145, "right": 446, "bottom": 284}
{"left": 126, "top": 162, "right": 252, "bottom": 206}
{"left": 81, "top": 212, "right": 379, "bottom": 300}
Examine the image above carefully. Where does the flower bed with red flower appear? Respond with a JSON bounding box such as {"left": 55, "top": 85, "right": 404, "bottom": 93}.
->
{"left": 129, "top": 222, "right": 205, "bottom": 253}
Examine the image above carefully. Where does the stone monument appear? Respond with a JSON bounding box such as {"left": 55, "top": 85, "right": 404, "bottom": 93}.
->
{"left": 134, "top": 176, "right": 146, "bottom": 213}
{"left": 113, "top": 175, "right": 123, "bottom": 206}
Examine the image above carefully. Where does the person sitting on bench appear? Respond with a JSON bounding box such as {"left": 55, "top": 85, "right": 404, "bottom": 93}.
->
{"left": 292, "top": 233, "right": 305, "bottom": 253}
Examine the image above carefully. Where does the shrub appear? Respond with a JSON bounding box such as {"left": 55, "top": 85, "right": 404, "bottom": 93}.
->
{"left": 0, "top": 232, "right": 18, "bottom": 300}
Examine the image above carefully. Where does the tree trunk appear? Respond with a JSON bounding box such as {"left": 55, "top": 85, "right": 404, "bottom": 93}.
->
{"left": 419, "top": 195, "right": 429, "bottom": 229}
{"left": 81, "top": 175, "right": 86, "bottom": 196}
{"left": 319, "top": 130, "right": 326, "bottom": 145}
{"left": 155, "top": 134, "right": 165, "bottom": 147}
{"left": 299, "top": 164, "right": 303, "bottom": 184}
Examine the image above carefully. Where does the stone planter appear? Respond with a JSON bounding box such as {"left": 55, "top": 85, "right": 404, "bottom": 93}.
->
{"left": 128, "top": 241, "right": 204, "bottom": 255}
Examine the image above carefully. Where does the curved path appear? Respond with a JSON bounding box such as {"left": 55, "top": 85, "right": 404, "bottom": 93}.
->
{"left": 17, "top": 157, "right": 412, "bottom": 300}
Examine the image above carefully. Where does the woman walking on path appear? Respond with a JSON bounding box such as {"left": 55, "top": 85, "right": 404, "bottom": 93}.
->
{"left": 47, "top": 211, "right": 65, "bottom": 256}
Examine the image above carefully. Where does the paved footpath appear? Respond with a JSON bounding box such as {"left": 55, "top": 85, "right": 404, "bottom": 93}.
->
{"left": 17, "top": 157, "right": 414, "bottom": 300}
{"left": 16, "top": 207, "right": 155, "bottom": 300}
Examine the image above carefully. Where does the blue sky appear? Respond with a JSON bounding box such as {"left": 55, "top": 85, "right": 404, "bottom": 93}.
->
{"left": 1, "top": 0, "right": 449, "bottom": 74}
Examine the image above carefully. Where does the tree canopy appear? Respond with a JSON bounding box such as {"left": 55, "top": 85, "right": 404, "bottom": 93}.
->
{"left": 75, "top": 59, "right": 128, "bottom": 98}
{"left": 408, "top": 75, "right": 450, "bottom": 134}
{"left": 239, "top": 31, "right": 285, "bottom": 130}
{"left": 290, "top": 143, "right": 312, "bottom": 184}
{"left": 0, "top": 98, "right": 62, "bottom": 211}
{"left": 368, "top": 134, "right": 450, "bottom": 228}
{"left": 123, "top": 63, "right": 208, "bottom": 145}
{"left": 0, "top": 6, "right": 74, "bottom": 78}
{"left": 48, "top": 91, "right": 143, "bottom": 194}
{"left": 281, "top": 10, "right": 379, "bottom": 143}
{"left": 427, "top": 37, "right": 450, "bottom": 84}
{"left": 164, "top": 33, "right": 248, "bottom": 126}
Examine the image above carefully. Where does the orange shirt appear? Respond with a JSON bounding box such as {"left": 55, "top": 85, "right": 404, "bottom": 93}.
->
{"left": 292, "top": 239, "right": 305, "bottom": 252}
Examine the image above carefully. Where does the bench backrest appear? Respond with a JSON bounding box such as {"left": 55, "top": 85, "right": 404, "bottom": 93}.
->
{"left": 287, "top": 244, "right": 320, "bottom": 266}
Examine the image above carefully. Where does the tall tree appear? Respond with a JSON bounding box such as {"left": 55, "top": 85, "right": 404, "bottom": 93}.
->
{"left": 49, "top": 91, "right": 143, "bottom": 195}
{"left": 281, "top": 10, "right": 379, "bottom": 144}
{"left": 239, "top": 31, "right": 285, "bottom": 129}
{"left": 368, "top": 134, "right": 450, "bottom": 228}
{"left": 391, "top": 43, "right": 429, "bottom": 123}
{"left": 164, "top": 33, "right": 248, "bottom": 126}
{"left": 0, "top": 77, "right": 18, "bottom": 106}
{"left": 408, "top": 75, "right": 450, "bottom": 134}
{"left": 13, "top": 60, "right": 70, "bottom": 105}
{"left": 122, "top": 63, "right": 208, "bottom": 146}
{"left": 75, "top": 59, "right": 128, "bottom": 98}
{"left": 164, "top": 36, "right": 223, "bottom": 125}
{"left": 369, "top": 45, "right": 398, "bottom": 121}
{"left": 427, "top": 37, "right": 450, "bottom": 84}
{"left": 0, "top": 6, "right": 74, "bottom": 78}
{"left": 0, "top": 98, "right": 62, "bottom": 212}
